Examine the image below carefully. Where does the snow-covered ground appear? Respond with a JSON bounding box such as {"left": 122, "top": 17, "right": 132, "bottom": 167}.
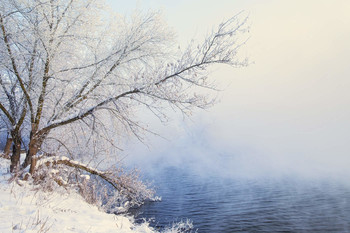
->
{"left": 0, "top": 157, "right": 157, "bottom": 233}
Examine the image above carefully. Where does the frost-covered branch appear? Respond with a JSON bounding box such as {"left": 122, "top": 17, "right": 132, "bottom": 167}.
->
{"left": 35, "top": 156, "right": 154, "bottom": 206}
{"left": 0, "top": 0, "right": 249, "bottom": 176}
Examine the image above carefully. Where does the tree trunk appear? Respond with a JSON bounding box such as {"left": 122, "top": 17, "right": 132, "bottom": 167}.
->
{"left": 10, "top": 137, "right": 21, "bottom": 173}
{"left": 29, "top": 146, "right": 39, "bottom": 174}
{"left": 22, "top": 131, "right": 47, "bottom": 174}
{"left": 22, "top": 140, "right": 39, "bottom": 173}
{"left": 22, "top": 150, "right": 31, "bottom": 170}
{"left": 3, "top": 137, "right": 12, "bottom": 159}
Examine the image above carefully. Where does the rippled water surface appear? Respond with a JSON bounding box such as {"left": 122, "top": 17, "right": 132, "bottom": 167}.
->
{"left": 132, "top": 167, "right": 350, "bottom": 232}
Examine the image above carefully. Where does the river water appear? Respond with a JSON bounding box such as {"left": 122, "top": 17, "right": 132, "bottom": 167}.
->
{"left": 132, "top": 166, "right": 350, "bottom": 232}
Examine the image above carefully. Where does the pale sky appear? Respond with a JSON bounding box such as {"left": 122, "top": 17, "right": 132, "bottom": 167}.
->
{"left": 108, "top": 0, "right": 350, "bottom": 179}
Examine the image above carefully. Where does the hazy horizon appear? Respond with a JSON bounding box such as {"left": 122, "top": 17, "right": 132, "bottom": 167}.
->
{"left": 108, "top": 0, "right": 350, "bottom": 180}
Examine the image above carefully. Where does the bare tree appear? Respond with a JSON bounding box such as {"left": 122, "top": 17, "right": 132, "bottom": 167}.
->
{"left": 0, "top": 0, "right": 248, "bottom": 188}
{"left": 0, "top": 17, "right": 29, "bottom": 170}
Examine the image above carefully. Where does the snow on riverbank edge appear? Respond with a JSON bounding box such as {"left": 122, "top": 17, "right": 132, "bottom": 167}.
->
{"left": 0, "top": 157, "right": 156, "bottom": 233}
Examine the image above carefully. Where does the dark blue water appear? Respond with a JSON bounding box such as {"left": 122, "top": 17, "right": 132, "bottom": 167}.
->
{"left": 131, "top": 166, "right": 350, "bottom": 232}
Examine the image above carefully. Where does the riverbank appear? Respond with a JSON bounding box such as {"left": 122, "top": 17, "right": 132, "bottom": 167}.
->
{"left": 0, "top": 157, "right": 156, "bottom": 233}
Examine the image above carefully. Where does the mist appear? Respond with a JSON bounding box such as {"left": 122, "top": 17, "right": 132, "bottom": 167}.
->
{"left": 109, "top": 0, "right": 350, "bottom": 181}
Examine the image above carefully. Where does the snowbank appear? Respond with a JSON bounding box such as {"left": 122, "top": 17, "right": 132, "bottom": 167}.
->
{"left": 0, "top": 158, "right": 156, "bottom": 233}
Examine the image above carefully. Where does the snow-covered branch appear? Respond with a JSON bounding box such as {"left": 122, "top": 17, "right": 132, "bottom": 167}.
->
{"left": 0, "top": 0, "right": 249, "bottom": 176}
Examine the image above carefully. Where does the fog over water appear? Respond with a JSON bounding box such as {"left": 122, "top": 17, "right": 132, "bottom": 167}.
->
{"left": 107, "top": 1, "right": 350, "bottom": 231}
{"left": 104, "top": 0, "right": 350, "bottom": 182}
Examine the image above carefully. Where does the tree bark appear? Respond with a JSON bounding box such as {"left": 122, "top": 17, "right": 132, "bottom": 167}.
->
{"left": 22, "top": 130, "right": 47, "bottom": 174}
{"left": 3, "top": 137, "right": 12, "bottom": 159}
{"left": 29, "top": 154, "right": 37, "bottom": 174}
{"left": 10, "top": 136, "right": 21, "bottom": 173}
{"left": 22, "top": 139, "right": 40, "bottom": 173}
